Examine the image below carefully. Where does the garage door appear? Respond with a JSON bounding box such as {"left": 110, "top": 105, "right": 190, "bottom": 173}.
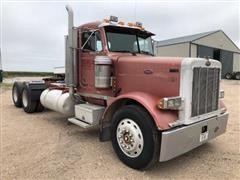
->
{"left": 197, "top": 45, "right": 213, "bottom": 59}
{"left": 197, "top": 45, "right": 233, "bottom": 78}
{"left": 221, "top": 50, "right": 233, "bottom": 78}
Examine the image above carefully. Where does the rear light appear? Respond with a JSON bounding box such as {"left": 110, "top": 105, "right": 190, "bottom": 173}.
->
{"left": 157, "top": 97, "right": 182, "bottom": 110}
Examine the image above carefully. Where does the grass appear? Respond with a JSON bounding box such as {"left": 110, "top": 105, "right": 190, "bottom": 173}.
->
{"left": 0, "top": 83, "right": 13, "bottom": 91}
{"left": 0, "top": 71, "right": 53, "bottom": 90}
{"left": 2, "top": 71, "right": 53, "bottom": 78}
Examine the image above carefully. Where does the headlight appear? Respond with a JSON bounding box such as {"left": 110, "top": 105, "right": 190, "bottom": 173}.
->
{"left": 219, "top": 90, "right": 224, "bottom": 99}
{"left": 157, "top": 96, "right": 182, "bottom": 110}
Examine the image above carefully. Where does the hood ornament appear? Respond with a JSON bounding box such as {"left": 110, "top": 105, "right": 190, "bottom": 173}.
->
{"left": 205, "top": 56, "right": 211, "bottom": 66}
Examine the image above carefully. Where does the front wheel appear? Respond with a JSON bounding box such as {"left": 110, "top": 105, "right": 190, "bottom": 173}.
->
{"left": 111, "top": 105, "right": 160, "bottom": 170}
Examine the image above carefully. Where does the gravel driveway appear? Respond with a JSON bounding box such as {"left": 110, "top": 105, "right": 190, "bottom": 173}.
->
{"left": 1, "top": 80, "right": 239, "bottom": 179}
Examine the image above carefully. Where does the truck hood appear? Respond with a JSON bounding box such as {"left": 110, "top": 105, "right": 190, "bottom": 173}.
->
{"left": 111, "top": 54, "right": 183, "bottom": 98}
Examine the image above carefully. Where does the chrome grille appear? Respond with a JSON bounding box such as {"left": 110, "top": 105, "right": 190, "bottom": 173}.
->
{"left": 191, "top": 67, "right": 220, "bottom": 117}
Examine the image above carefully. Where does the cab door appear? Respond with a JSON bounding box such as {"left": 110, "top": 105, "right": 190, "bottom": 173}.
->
{"left": 79, "top": 30, "right": 103, "bottom": 93}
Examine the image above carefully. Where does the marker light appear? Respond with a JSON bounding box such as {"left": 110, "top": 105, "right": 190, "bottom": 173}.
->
{"left": 157, "top": 97, "right": 182, "bottom": 110}
{"left": 110, "top": 15, "right": 118, "bottom": 22}
{"left": 127, "top": 22, "right": 134, "bottom": 27}
{"left": 219, "top": 90, "right": 224, "bottom": 99}
{"left": 103, "top": 19, "right": 110, "bottom": 23}
{"left": 118, "top": 21, "right": 125, "bottom": 25}
{"left": 135, "top": 22, "right": 142, "bottom": 27}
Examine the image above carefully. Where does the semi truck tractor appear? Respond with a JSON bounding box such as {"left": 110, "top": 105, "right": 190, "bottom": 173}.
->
{"left": 12, "top": 6, "right": 229, "bottom": 170}
{"left": 225, "top": 71, "right": 240, "bottom": 80}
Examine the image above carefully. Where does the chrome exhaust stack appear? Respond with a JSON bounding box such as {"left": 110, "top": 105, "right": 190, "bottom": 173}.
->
{"left": 65, "top": 5, "right": 79, "bottom": 101}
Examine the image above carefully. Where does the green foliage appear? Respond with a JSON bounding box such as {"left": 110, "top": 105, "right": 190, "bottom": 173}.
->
{"left": 2, "top": 71, "right": 53, "bottom": 78}
{"left": 0, "top": 83, "right": 13, "bottom": 90}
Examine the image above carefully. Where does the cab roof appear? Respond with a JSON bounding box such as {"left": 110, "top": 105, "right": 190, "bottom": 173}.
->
{"left": 78, "top": 20, "right": 155, "bottom": 36}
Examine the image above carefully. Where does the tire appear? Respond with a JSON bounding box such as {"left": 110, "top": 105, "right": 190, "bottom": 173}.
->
{"left": 235, "top": 72, "right": 240, "bottom": 80}
{"left": 225, "top": 73, "right": 232, "bottom": 79}
{"left": 111, "top": 105, "right": 160, "bottom": 170}
{"left": 35, "top": 101, "right": 44, "bottom": 112}
{"left": 21, "top": 84, "right": 37, "bottom": 113}
{"left": 12, "top": 82, "right": 24, "bottom": 108}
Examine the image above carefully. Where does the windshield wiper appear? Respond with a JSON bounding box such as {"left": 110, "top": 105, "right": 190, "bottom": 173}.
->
{"left": 139, "top": 50, "right": 153, "bottom": 56}
{"left": 113, "top": 50, "right": 137, "bottom": 55}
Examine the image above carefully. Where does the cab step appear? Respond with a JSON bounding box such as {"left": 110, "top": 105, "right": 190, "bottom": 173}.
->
{"left": 68, "top": 117, "right": 93, "bottom": 129}
{"left": 68, "top": 103, "right": 105, "bottom": 129}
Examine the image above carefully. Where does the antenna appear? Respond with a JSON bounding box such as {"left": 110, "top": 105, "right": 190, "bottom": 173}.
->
{"left": 134, "top": 0, "right": 137, "bottom": 20}
{"left": 0, "top": 48, "right": 2, "bottom": 83}
{"left": 0, "top": 48, "right": 2, "bottom": 70}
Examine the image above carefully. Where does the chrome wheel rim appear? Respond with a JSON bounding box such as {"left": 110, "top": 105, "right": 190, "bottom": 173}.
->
{"left": 13, "top": 87, "right": 18, "bottom": 102}
{"left": 22, "top": 89, "right": 28, "bottom": 107}
{"left": 116, "top": 118, "right": 144, "bottom": 158}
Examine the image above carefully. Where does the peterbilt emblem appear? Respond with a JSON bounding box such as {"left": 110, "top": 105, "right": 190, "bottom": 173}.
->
{"left": 205, "top": 57, "right": 211, "bottom": 66}
{"left": 144, "top": 69, "right": 153, "bottom": 74}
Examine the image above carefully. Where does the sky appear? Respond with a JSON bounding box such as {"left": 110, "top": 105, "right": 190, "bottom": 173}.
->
{"left": 1, "top": 0, "right": 240, "bottom": 72}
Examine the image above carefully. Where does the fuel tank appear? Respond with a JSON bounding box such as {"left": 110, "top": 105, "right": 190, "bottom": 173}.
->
{"left": 40, "top": 89, "right": 75, "bottom": 116}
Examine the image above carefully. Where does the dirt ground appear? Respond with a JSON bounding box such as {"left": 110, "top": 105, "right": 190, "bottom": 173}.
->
{"left": 0, "top": 80, "right": 239, "bottom": 179}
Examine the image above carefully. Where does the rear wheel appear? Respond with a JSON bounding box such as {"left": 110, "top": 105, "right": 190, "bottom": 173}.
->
{"left": 22, "top": 85, "right": 37, "bottom": 113}
{"left": 225, "top": 72, "right": 232, "bottom": 79}
{"left": 111, "top": 105, "right": 160, "bottom": 170}
{"left": 12, "top": 82, "right": 24, "bottom": 107}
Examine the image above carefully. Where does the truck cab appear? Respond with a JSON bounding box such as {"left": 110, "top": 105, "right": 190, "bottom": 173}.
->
{"left": 73, "top": 20, "right": 156, "bottom": 96}
{"left": 11, "top": 6, "right": 229, "bottom": 170}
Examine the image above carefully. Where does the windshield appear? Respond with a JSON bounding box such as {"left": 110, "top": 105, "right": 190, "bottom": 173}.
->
{"left": 105, "top": 26, "right": 154, "bottom": 55}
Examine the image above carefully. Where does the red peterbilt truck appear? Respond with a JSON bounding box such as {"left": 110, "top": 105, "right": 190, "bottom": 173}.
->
{"left": 12, "top": 6, "right": 228, "bottom": 169}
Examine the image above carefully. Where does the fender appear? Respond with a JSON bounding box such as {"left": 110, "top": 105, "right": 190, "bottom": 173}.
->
{"left": 23, "top": 81, "right": 47, "bottom": 101}
{"left": 103, "top": 91, "right": 178, "bottom": 130}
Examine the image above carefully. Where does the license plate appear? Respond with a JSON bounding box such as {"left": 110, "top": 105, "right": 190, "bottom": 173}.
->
{"left": 200, "top": 132, "right": 209, "bottom": 142}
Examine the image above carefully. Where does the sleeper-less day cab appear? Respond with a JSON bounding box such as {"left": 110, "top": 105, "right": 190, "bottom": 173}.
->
{"left": 12, "top": 6, "right": 228, "bottom": 169}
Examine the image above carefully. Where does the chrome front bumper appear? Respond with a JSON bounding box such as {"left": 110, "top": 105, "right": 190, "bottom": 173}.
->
{"left": 159, "top": 112, "right": 229, "bottom": 162}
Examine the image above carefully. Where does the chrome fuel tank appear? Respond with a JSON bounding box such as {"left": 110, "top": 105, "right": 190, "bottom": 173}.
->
{"left": 40, "top": 89, "right": 75, "bottom": 116}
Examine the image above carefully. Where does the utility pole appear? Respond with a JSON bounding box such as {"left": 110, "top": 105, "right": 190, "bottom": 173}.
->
{"left": 0, "top": 48, "right": 2, "bottom": 83}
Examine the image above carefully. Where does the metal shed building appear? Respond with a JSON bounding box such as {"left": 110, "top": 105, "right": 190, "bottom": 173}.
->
{"left": 154, "top": 30, "right": 240, "bottom": 78}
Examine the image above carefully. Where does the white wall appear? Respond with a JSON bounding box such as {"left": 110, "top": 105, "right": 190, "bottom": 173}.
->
{"left": 190, "top": 44, "right": 197, "bottom": 57}
{"left": 193, "top": 31, "right": 240, "bottom": 53}
{"left": 156, "top": 43, "right": 189, "bottom": 57}
{"left": 233, "top": 53, "right": 240, "bottom": 71}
